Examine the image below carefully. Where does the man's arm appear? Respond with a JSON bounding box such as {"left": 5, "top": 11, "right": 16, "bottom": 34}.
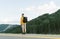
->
{"left": 20, "top": 17, "right": 23, "bottom": 25}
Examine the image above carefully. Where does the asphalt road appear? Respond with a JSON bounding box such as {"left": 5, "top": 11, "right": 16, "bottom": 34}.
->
{"left": 0, "top": 36, "right": 51, "bottom": 39}
{"left": 0, "top": 34, "right": 60, "bottom": 39}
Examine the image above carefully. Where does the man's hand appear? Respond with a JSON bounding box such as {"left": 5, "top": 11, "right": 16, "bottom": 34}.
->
{"left": 21, "top": 24, "right": 22, "bottom": 26}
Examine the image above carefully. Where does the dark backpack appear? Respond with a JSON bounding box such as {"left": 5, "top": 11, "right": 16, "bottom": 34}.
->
{"left": 23, "top": 17, "right": 27, "bottom": 23}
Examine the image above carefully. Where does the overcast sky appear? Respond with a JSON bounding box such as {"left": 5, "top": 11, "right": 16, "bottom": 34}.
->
{"left": 0, "top": 0, "right": 60, "bottom": 24}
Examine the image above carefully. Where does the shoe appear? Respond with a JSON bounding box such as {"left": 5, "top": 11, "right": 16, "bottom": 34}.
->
{"left": 22, "top": 32, "right": 25, "bottom": 34}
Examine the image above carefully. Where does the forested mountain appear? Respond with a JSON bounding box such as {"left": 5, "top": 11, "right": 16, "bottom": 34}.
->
{"left": 0, "top": 24, "right": 20, "bottom": 33}
{"left": 26, "top": 9, "right": 60, "bottom": 34}
{"left": 0, "top": 24, "right": 8, "bottom": 32}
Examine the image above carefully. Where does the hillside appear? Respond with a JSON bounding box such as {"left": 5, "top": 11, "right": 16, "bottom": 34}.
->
{"left": 0, "top": 24, "right": 19, "bottom": 33}
{"left": 3, "top": 9, "right": 60, "bottom": 34}
{"left": 0, "top": 24, "right": 8, "bottom": 32}
{"left": 27, "top": 9, "right": 60, "bottom": 34}
{"left": 4, "top": 25, "right": 22, "bottom": 33}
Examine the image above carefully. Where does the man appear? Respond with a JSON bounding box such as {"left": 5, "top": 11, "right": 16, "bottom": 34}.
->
{"left": 20, "top": 13, "right": 27, "bottom": 34}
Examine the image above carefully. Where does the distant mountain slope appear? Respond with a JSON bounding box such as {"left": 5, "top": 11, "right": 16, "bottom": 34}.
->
{"left": 4, "top": 25, "right": 22, "bottom": 33}
{"left": 0, "top": 24, "right": 19, "bottom": 32}
{"left": 0, "top": 24, "right": 8, "bottom": 32}
{"left": 2, "top": 9, "right": 60, "bottom": 34}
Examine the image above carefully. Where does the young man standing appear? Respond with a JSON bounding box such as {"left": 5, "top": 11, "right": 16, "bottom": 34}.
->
{"left": 20, "top": 13, "right": 27, "bottom": 34}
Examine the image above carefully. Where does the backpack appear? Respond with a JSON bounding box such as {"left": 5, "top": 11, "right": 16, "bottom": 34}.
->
{"left": 23, "top": 17, "right": 27, "bottom": 23}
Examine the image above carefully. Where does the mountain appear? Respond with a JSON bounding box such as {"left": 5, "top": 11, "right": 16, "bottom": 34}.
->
{"left": 0, "top": 24, "right": 19, "bottom": 33}
{"left": 2, "top": 9, "right": 60, "bottom": 34}
{"left": 26, "top": 9, "right": 60, "bottom": 34}
{"left": 4, "top": 25, "right": 21, "bottom": 33}
{"left": 0, "top": 24, "right": 8, "bottom": 32}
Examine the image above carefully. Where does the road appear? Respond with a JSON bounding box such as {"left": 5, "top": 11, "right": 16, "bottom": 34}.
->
{"left": 0, "top": 33, "right": 60, "bottom": 39}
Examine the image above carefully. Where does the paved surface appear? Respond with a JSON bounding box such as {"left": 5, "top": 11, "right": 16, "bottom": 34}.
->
{"left": 0, "top": 33, "right": 60, "bottom": 39}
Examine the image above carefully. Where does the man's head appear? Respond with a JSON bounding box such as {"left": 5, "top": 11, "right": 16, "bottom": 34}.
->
{"left": 22, "top": 13, "right": 24, "bottom": 16}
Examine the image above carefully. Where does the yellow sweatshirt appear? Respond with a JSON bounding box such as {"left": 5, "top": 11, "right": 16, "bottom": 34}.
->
{"left": 20, "top": 16, "right": 25, "bottom": 25}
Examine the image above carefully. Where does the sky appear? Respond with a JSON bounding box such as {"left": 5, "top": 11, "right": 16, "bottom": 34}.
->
{"left": 0, "top": 0, "right": 60, "bottom": 25}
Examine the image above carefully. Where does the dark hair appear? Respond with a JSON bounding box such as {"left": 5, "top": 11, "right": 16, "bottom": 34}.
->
{"left": 22, "top": 13, "right": 24, "bottom": 15}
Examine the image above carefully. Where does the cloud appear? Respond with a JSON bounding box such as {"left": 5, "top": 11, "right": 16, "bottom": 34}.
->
{"left": 21, "top": 1, "right": 60, "bottom": 21}
{"left": 25, "top": 6, "right": 35, "bottom": 11}
{"left": 37, "top": 1, "right": 58, "bottom": 14}
{"left": 0, "top": 1, "right": 60, "bottom": 24}
{"left": 0, "top": 18, "right": 18, "bottom": 24}
{"left": 25, "top": 1, "right": 60, "bottom": 15}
